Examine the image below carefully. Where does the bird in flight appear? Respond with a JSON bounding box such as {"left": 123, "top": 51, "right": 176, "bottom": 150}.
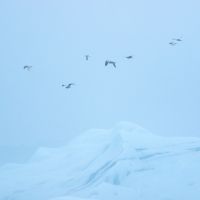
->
{"left": 169, "top": 42, "right": 177, "bottom": 46}
{"left": 85, "top": 55, "right": 91, "bottom": 60}
{"left": 24, "top": 65, "right": 33, "bottom": 71}
{"left": 62, "top": 83, "right": 75, "bottom": 89}
{"left": 105, "top": 60, "right": 116, "bottom": 68}
{"left": 124, "top": 55, "right": 134, "bottom": 59}
{"left": 172, "top": 35, "right": 183, "bottom": 41}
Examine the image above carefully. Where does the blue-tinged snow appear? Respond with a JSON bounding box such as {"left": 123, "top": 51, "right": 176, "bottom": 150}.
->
{"left": 1, "top": 121, "right": 200, "bottom": 200}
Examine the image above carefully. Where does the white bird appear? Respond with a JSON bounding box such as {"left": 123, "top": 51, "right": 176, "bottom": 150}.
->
{"left": 169, "top": 42, "right": 177, "bottom": 46}
{"left": 62, "top": 83, "right": 75, "bottom": 89}
{"left": 105, "top": 60, "right": 116, "bottom": 68}
{"left": 24, "top": 65, "right": 33, "bottom": 71}
{"left": 172, "top": 35, "right": 183, "bottom": 41}
{"left": 85, "top": 55, "right": 91, "bottom": 60}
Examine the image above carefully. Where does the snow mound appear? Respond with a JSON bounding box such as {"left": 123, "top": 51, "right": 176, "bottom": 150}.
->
{"left": 1, "top": 121, "right": 200, "bottom": 200}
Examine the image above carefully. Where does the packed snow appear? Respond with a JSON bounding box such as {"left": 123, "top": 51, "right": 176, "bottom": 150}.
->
{"left": 1, "top": 121, "right": 200, "bottom": 200}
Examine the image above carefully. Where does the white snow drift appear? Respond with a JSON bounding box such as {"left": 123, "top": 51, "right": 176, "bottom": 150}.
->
{"left": 1, "top": 121, "right": 200, "bottom": 200}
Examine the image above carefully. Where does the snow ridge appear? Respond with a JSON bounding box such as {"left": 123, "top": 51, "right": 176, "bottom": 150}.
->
{"left": 1, "top": 121, "right": 200, "bottom": 200}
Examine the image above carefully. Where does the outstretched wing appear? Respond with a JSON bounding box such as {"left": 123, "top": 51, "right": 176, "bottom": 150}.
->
{"left": 68, "top": 83, "right": 75, "bottom": 87}
{"left": 105, "top": 61, "right": 108, "bottom": 66}
{"left": 112, "top": 62, "right": 116, "bottom": 68}
{"left": 172, "top": 35, "right": 183, "bottom": 41}
{"left": 27, "top": 66, "right": 32, "bottom": 71}
{"left": 24, "top": 66, "right": 32, "bottom": 70}
{"left": 169, "top": 42, "right": 176, "bottom": 46}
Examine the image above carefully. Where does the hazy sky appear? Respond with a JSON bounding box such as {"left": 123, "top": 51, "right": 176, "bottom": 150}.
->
{"left": 1, "top": 0, "right": 200, "bottom": 152}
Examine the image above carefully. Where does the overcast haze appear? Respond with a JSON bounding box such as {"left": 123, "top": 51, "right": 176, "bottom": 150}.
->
{"left": 1, "top": 0, "right": 200, "bottom": 165}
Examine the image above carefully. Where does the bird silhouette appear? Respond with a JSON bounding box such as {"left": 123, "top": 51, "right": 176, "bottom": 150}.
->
{"left": 172, "top": 35, "right": 183, "bottom": 41}
{"left": 105, "top": 60, "right": 116, "bottom": 68}
{"left": 124, "top": 55, "right": 134, "bottom": 59}
{"left": 85, "top": 55, "right": 91, "bottom": 60}
{"left": 169, "top": 42, "right": 177, "bottom": 46}
{"left": 62, "top": 83, "right": 75, "bottom": 89}
{"left": 24, "top": 65, "right": 33, "bottom": 71}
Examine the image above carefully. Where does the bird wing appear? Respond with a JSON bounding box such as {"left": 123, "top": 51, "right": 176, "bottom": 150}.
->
{"left": 24, "top": 66, "right": 32, "bottom": 70}
{"left": 69, "top": 83, "right": 75, "bottom": 86}
{"left": 112, "top": 62, "right": 116, "bottom": 68}
{"left": 169, "top": 42, "right": 176, "bottom": 46}
{"left": 85, "top": 55, "right": 90, "bottom": 60}
{"left": 105, "top": 61, "right": 108, "bottom": 66}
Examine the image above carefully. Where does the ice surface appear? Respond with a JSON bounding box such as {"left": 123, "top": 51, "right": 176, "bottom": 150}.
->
{"left": 49, "top": 197, "right": 95, "bottom": 200}
{"left": 0, "top": 121, "right": 200, "bottom": 200}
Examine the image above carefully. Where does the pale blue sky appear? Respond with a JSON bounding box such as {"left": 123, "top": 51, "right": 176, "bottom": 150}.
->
{"left": 0, "top": 0, "right": 200, "bottom": 163}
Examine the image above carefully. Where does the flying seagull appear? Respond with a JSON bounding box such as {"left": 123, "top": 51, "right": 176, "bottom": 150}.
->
{"left": 169, "top": 42, "right": 177, "bottom": 46}
{"left": 85, "top": 55, "right": 91, "bottom": 60}
{"left": 24, "top": 65, "right": 33, "bottom": 71}
{"left": 124, "top": 55, "right": 134, "bottom": 59}
{"left": 105, "top": 60, "right": 116, "bottom": 68}
{"left": 172, "top": 35, "right": 183, "bottom": 41}
{"left": 62, "top": 83, "right": 75, "bottom": 89}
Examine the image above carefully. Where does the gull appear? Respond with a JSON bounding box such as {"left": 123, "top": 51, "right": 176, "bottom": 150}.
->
{"left": 105, "top": 60, "right": 116, "bottom": 68}
{"left": 124, "top": 55, "right": 134, "bottom": 59}
{"left": 85, "top": 55, "right": 91, "bottom": 60}
{"left": 173, "top": 35, "right": 183, "bottom": 41}
{"left": 169, "top": 42, "right": 177, "bottom": 46}
{"left": 62, "top": 83, "right": 75, "bottom": 89}
{"left": 24, "top": 65, "right": 33, "bottom": 71}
